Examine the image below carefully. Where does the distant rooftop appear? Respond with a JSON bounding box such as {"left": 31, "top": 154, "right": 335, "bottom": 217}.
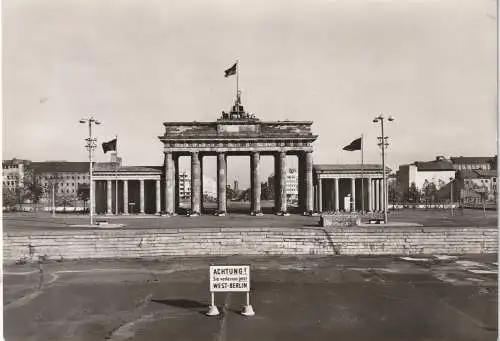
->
{"left": 414, "top": 161, "right": 454, "bottom": 171}
{"left": 30, "top": 161, "right": 90, "bottom": 173}
{"left": 93, "top": 163, "right": 161, "bottom": 173}
{"left": 2, "top": 158, "right": 30, "bottom": 167}
{"left": 413, "top": 156, "right": 455, "bottom": 171}
{"left": 450, "top": 156, "right": 493, "bottom": 164}
{"left": 314, "top": 164, "right": 391, "bottom": 173}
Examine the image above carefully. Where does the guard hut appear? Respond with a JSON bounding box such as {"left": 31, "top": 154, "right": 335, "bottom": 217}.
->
{"left": 313, "top": 164, "right": 389, "bottom": 213}
{"left": 158, "top": 92, "right": 318, "bottom": 216}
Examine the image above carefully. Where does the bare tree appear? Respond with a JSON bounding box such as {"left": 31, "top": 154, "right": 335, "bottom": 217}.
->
{"left": 77, "top": 183, "right": 90, "bottom": 212}
{"left": 22, "top": 168, "right": 44, "bottom": 210}
{"left": 406, "top": 182, "right": 421, "bottom": 206}
{"left": 422, "top": 180, "right": 437, "bottom": 207}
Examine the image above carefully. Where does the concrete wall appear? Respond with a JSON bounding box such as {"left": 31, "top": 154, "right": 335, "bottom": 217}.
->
{"left": 3, "top": 227, "right": 497, "bottom": 263}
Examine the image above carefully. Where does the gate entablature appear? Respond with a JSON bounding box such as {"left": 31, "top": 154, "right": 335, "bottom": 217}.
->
{"left": 159, "top": 120, "right": 317, "bottom": 154}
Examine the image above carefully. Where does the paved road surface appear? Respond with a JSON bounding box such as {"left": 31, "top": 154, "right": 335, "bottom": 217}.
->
{"left": 3, "top": 208, "right": 496, "bottom": 231}
{"left": 4, "top": 255, "right": 497, "bottom": 341}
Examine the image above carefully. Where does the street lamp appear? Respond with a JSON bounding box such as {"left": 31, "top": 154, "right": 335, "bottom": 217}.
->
{"left": 80, "top": 116, "right": 101, "bottom": 225}
{"left": 373, "top": 114, "right": 394, "bottom": 224}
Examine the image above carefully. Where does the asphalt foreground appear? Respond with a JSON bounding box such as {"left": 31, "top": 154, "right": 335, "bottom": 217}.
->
{"left": 4, "top": 255, "right": 498, "bottom": 341}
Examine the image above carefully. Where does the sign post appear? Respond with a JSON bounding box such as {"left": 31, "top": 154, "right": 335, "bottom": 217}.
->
{"left": 208, "top": 265, "right": 254, "bottom": 316}
{"left": 207, "top": 291, "right": 219, "bottom": 316}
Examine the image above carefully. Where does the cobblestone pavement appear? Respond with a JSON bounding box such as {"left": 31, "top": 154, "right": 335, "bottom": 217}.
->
{"left": 4, "top": 254, "right": 497, "bottom": 341}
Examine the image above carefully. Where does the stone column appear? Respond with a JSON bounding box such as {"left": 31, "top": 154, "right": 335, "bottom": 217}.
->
{"left": 305, "top": 151, "right": 313, "bottom": 214}
{"left": 274, "top": 154, "right": 280, "bottom": 212}
{"left": 351, "top": 178, "right": 356, "bottom": 212}
{"left": 367, "top": 178, "right": 372, "bottom": 212}
{"left": 200, "top": 155, "right": 204, "bottom": 213}
{"left": 191, "top": 152, "right": 201, "bottom": 215}
{"left": 375, "top": 179, "right": 380, "bottom": 211}
{"left": 139, "top": 179, "right": 145, "bottom": 214}
{"left": 174, "top": 155, "right": 180, "bottom": 213}
{"left": 318, "top": 178, "right": 323, "bottom": 212}
{"left": 217, "top": 153, "right": 227, "bottom": 214}
{"left": 276, "top": 151, "right": 287, "bottom": 214}
{"left": 373, "top": 179, "right": 377, "bottom": 211}
{"left": 106, "top": 180, "right": 112, "bottom": 215}
{"left": 313, "top": 184, "right": 317, "bottom": 211}
{"left": 250, "top": 152, "right": 261, "bottom": 215}
{"left": 315, "top": 184, "right": 319, "bottom": 212}
{"left": 328, "top": 181, "right": 334, "bottom": 211}
{"left": 379, "top": 179, "right": 384, "bottom": 212}
{"left": 155, "top": 180, "right": 161, "bottom": 215}
{"left": 334, "top": 178, "right": 339, "bottom": 212}
{"left": 123, "top": 180, "right": 129, "bottom": 215}
{"left": 164, "top": 152, "right": 174, "bottom": 215}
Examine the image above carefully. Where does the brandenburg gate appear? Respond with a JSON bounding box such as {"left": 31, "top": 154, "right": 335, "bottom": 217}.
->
{"left": 158, "top": 95, "right": 318, "bottom": 216}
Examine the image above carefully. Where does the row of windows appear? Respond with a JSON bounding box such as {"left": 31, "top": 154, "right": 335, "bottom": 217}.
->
{"left": 58, "top": 189, "right": 75, "bottom": 194}
{"left": 3, "top": 175, "right": 89, "bottom": 181}
{"left": 465, "top": 179, "right": 494, "bottom": 184}
{"left": 42, "top": 174, "right": 88, "bottom": 180}
{"left": 457, "top": 164, "right": 490, "bottom": 170}
{"left": 42, "top": 181, "right": 87, "bottom": 187}
{"left": 42, "top": 188, "right": 76, "bottom": 194}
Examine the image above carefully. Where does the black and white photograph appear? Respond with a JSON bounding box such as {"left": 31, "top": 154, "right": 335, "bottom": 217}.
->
{"left": 2, "top": 0, "right": 498, "bottom": 340}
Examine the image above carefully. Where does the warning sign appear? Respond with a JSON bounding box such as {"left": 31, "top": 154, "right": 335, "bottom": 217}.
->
{"left": 210, "top": 265, "right": 250, "bottom": 292}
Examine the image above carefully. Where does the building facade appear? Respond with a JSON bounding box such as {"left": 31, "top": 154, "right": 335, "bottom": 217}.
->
{"left": 397, "top": 156, "right": 456, "bottom": 197}
{"left": 3, "top": 159, "right": 90, "bottom": 208}
{"left": 286, "top": 168, "right": 298, "bottom": 202}
{"left": 455, "top": 169, "right": 497, "bottom": 204}
{"left": 268, "top": 168, "right": 299, "bottom": 203}
{"left": 450, "top": 156, "right": 494, "bottom": 171}
{"left": 314, "top": 164, "right": 388, "bottom": 212}
{"left": 30, "top": 162, "right": 90, "bottom": 198}
{"left": 178, "top": 170, "right": 191, "bottom": 199}
{"left": 92, "top": 163, "right": 162, "bottom": 215}
{"left": 2, "top": 158, "right": 28, "bottom": 190}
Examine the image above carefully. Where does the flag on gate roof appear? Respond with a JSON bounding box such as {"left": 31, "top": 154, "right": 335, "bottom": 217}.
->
{"left": 343, "top": 137, "right": 362, "bottom": 151}
{"left": 224, "top": 62, "right": 237, "bottom": 77}
{"left": 102, "top": 138, "right": 117, "bottom": 154}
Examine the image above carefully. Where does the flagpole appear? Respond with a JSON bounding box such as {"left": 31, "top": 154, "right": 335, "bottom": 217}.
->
{"left": 115, "top": 135, "right": 118, "bottom": 215}
{"left": 236, "top": 59, "right": 239, "bottom": 101}
{"left": 361, "top": 134, "right": 364, "bottom": 213}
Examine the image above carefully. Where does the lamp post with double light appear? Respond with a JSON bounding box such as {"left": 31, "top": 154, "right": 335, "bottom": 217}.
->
{"left": 373, "top": 114, "right": 394, "bottom": 224}
{"left": 79, "top": 116, "right": 100, "bottom": 225}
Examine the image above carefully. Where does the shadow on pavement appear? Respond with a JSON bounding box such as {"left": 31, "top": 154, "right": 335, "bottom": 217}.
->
{"left": 152, "top": 298, "right": 208, "bottom": 315}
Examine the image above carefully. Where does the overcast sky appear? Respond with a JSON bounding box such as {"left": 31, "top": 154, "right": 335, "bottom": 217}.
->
{"left": 3, "top": 0, "right": 497, "bottom": 187}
